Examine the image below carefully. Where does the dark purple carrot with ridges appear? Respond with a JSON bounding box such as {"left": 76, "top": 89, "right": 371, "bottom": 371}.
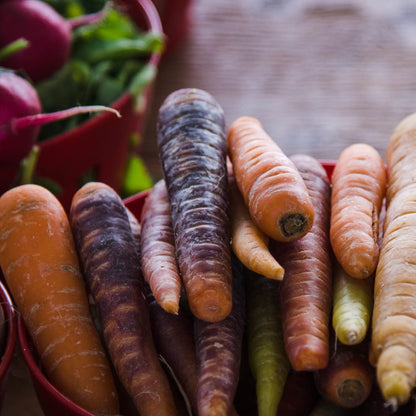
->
{"left": 270, "top": 154, "right": 332, "bottom": 371}
{"left": 140, "top": 179, "right": 182, "bottom": 314}
{"left": 194, "top": 256, "right": 246, "bottom": 416}
{"left": 157, "top": 87, "right": 232, "bottom": 323}
{"left": 69, "top": 181, "right": 178, "bottom": 416}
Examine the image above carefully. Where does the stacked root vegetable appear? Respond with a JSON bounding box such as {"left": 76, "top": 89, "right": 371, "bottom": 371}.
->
{"left": 0, "top": 86, "right": 415, "bottom": 416}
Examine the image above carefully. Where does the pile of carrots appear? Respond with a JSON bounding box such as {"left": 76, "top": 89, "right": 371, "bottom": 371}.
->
{"left": 1, "top": 86, "right": 416, "bottom": 416}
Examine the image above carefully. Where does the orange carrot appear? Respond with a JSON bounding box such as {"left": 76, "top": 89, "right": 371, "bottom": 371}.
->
{"left": 228, "top": 171, "right": 284, "bottom": 280}
{"left": 0, "top": 184, "right": 119, "bottom": 415}
{"left": 270, "top": 154, "right": 332, "bottom": 371}
{"left": 370, "top": 113, "right": 416, "bottom": 410}
{"left": 140, "top": 179, "right": 182, "bottom": 314}
{"left": 227, "top": 116, "right": 314, "bottom": 242}
{"left": 330, "top": 143, "right": 386, "bottom": 279}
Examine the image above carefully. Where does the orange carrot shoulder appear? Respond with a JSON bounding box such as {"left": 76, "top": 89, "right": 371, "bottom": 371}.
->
{"left": 227, "top": 116, "right": 314, "bottom": 242}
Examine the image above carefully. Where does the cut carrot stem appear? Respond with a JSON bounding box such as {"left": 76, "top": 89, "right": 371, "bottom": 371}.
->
{"left": 227, "top": 116, "right": 314, "bottom": 242}
{"left": 270, "top": 154, "right": 332, "bottom": 371}
{"left": 330, "top": 143, "right": 386, "bottom": 279}
{"left": 0, "top": 184, "right": 119, "bottom": 415}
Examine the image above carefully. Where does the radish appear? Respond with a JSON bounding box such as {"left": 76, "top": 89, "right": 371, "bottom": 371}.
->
{"left": 0, "top": 69, "right": 120, "bottom": 192}
{"left": 0, "top": 0, "right": 109, "bottom": 82}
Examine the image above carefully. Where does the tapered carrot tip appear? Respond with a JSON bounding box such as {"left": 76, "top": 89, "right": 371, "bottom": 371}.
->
{"left": 188, "top": 288, "right": 232, "bottom": 323}
{"left": 160, "top": 296, "right": 180, "bottom": 315}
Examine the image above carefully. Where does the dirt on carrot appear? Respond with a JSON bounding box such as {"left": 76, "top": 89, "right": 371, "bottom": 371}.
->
{"left": 227, "top": 116, "right": 314, "bottom": 242}
{"left": 0, "top": 183, "right": 119, "bottom": 415}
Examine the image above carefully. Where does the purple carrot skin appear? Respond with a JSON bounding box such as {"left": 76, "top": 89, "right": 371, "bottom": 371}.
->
{"left": 276, "top": 370, "right": 319, "bottom": 416}
{"left": 147, "top": 296, "right": 199, "bottom": 415}
{"left": 157, "top": 87, "right": 232, "bottom": 323}
{"left": 270, "top": 154, "right": 332, "bottom": 371}
{"left": 194, "top": 256, "right": 246, "bottom": 416}
{"left": 69, "top": 182, "right": 178, "bottom": 416}
{"left": 140, "top": 179, "right": 182, "bottom": 314}
{"left": 0, "top": 0, "right": 109, "bottom": 82}
{"left": 125, "top": 206, "right": 141, "bottom": 261}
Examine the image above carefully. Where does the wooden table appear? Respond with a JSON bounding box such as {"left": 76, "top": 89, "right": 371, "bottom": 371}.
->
{"left": 3, "top": 0, "right": 416, "bottom": 414}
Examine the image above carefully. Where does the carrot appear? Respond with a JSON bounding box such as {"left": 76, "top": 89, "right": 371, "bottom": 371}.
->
{"left": 270, "top": 154, "right": 332, "bottom": 371}
{"left": 370, "top": 112, "right": 416, "bottom": 410}
{"left": 228, "top": 170, "right": 284, "bottom": 280}
{"left": 330, "top": 143, "right": 387, "bottom": 279}
{"left": 227, "top": 116, "right": 314, "bottom": 242}
{"left": 140, "top": 179, "right": 182, "bottom": 314}
{"left": 314, "top": 338, "right": 374, "bottom": 409}
{"left": 69, "top": 182, "right": 178, "bottom": 416}
{"left": 308, "top": 398, "right": 353, "bottom": 416}
{"left": 125, "top": 206, "right": 141, "bottom": 261}
{"left": 194, "top": 255, "right": 246, "bottom": 416}
{"left": 246, "top": 270, "right": 290, "bottom": 416}
{"left": 276, "top": 369, "right": 319, "bottom": 416}
{"left": 332, "top": 260, "right": 373, "bottom": 345}
{"left": 147, "top": 296, "right": 199, "bottom": 415}
{"left": 0, "top": 184, "right": 119, "bottom": 415}
{"left": 157, "top": 87, "right": 232, "bottom": 323}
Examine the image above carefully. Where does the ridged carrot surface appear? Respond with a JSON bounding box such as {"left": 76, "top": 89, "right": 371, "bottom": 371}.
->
{"left": 371, "top": 113, "right": 416, "bottom": 410}
{"left": 70, "top": 182, "right": 178, "bottom": 416}
{"left": 157, "top": 88, "right": 232, "bottom": 323}
{"left": 270, "top": 154, "right": 332, "bottom": 371}
{"left": 0, "top": 184, "right": 119, "bottom": 415}
{"left": 227, "top": 116, "right": 314, "bottom": 242}
{"left": 140, "top": 179, "right": 182, "bottom": 314}
{"left": 330, "top": 143, "right": 386, "bottom": 279}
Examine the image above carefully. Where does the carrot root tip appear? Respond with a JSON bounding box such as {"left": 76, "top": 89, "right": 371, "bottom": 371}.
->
{"left": 279, "top": 213, "right": 308, "bottom": 238}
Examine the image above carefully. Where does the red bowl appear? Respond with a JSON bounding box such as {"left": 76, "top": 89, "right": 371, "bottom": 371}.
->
{"left": 0, "top": 280, "right": 17, "bottom": 411}
{"left": 153, "top": 0, "right": 193, "bottom": 54}
{"left": 30, "top": 0, "right": 163, "bottom": 212}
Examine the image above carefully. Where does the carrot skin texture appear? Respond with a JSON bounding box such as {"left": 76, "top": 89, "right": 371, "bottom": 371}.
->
{"left": 228, "top": 172, "right": 284, "bottom": 280}
{"left": 0, "top": 184, "right": 119, "bottom": 415}
{"left": 332, "top": 260, "right": 373, "bottom": 345}
{"left": 270, "top": 154, "right": 332, "bottom": 371}
{"left": 330, "top": 143, "right": 386, "bottom": 279}
{"left": 157, "top": 87, "right": 232, "bottom": 323}
{"left": 246, "top": 271, "right": 290, "bottom": 416}
{"left": 194, "top": 256, "right": 246, "bottom": 416}
{"left": 370, "top": 113, "right": 416, "bottom": 410}
{"left": 70, "top": 182, "right": 178, "bottom": 416}
{"left": 227, "top": 116, "right": 315, "bottom": 242}
{"left": 140, "top": 179, "right": 182, "bottom": 314}
{"left": 314, "top": 339, "right": 374, "bottom": 409}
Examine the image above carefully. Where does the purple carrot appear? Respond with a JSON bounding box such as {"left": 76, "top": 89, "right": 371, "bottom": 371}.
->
{"left": 69, "top": 181, "right": 178, "bottom": 416}
{"left": 157, "top": 87, "right": 232, "bottom": 323}
{"left": 193, "top": 256, "right": 246, "bottom": 416}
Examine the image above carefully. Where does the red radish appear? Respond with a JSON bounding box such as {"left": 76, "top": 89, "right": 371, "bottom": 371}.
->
{"left": 0, "top": 70, "right": 120, "bottom": 192}
{"left": 0, "top": 0, "right": 109, "bottom": 82}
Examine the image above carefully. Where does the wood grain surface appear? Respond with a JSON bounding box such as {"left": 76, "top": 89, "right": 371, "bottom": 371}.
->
{"left": 3, "top": 0, "right": 416, "bottom": 414}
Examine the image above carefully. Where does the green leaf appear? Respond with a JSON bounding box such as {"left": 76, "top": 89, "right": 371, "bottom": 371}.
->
{"left": 123, "top": 155, "right": 153, "bottom": 197}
